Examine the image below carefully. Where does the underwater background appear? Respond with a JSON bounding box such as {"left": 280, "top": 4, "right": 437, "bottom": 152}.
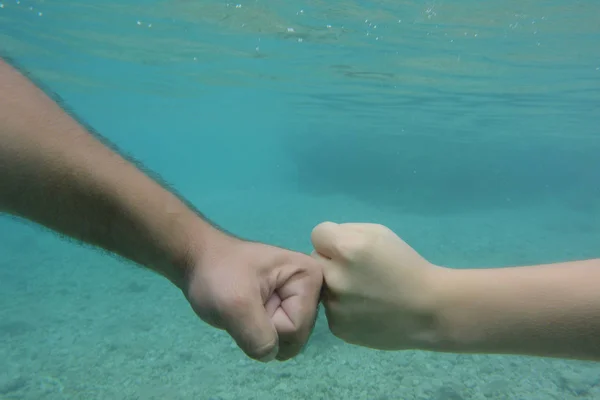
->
{"left": 1, "top": 0, "right": 600, "bottom": 398}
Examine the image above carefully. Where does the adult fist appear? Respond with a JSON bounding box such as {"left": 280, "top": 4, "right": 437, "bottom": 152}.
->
{"left": 311, "top": 222, "right": 444, "bottom": 351}
{"left": 184, "top": 236, "right": 323, "bottom": 362}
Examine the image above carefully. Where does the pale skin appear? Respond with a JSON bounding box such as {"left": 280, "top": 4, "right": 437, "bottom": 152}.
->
{"left": 0, "top": 57, "right": 323, "bottom": 362}
{"left": 311, "top": 222, "right": 600, "bottom": 361}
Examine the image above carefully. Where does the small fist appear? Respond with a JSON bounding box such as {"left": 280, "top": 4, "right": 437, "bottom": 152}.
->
{"left": 311, "top": 222, "right": 443, "bottom": 351}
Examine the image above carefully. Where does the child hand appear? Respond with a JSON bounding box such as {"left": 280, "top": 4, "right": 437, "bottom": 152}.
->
{"left": 311, "top": 222, "right": 444, "bottom": 350}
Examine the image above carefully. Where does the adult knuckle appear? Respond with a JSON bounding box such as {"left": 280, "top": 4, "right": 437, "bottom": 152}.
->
{"left": 247, "top": 338, "right": 278, "bottom": 360}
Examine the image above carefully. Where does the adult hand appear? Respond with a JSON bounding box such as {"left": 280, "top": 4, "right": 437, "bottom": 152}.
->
{"left": 184, "top": 235, "right": 323, "bottom": 362}
{"left": 311, "top": 222, "right": 443, "bottom": 351}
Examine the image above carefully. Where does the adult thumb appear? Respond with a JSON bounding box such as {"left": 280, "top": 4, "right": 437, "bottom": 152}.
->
{"left": 221, "top": 294, "right": 279, "bottom": 362}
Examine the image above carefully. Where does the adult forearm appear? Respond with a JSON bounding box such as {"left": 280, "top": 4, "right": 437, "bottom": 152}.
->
{"left": 432, "top": 259, "right": 600, "bottom": 360}
{"left": 0, "top": 58, "right": 220, "bottom": 287}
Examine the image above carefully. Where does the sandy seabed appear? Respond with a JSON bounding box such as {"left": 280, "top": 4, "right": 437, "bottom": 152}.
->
{"left": 1, "top": 190, "right": 599, "bottom": 400}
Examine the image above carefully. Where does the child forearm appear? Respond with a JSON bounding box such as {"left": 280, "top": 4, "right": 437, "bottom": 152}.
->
{"left": 432, "top": 259, "right": 600, "bottom": 360}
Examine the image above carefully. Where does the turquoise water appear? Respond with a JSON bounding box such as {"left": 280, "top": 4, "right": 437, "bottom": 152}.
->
{"left": 1, "top": 0, "right": 600, "bottom": 399}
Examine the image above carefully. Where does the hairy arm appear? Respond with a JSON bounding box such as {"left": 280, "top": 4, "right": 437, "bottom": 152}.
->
{"left": 0, "top": 57, "right": 224, "bottom": 288}
{"left": 432, "top": 259, "right": 600, "bottom": 360}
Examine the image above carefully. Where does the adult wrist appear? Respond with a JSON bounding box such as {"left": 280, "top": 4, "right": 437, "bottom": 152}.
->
{"left": 166, "top": 210, "right": 240, "bottom": 291}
